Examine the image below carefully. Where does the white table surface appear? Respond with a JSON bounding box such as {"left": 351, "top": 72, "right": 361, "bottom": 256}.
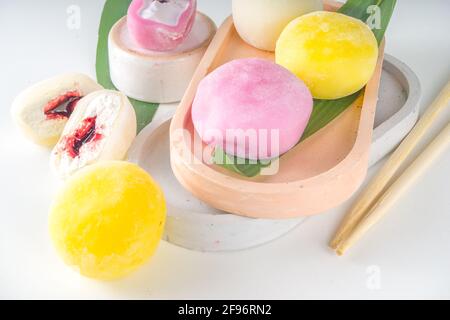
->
{"left": 0, "top": 0, "right": 449, "bottom": 300}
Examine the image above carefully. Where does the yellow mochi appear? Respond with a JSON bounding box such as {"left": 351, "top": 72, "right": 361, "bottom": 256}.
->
{"left": 276, "top": 11, "right": 378, "bottom": 100}
{"left": 49, "top": 161, "right": 166, "bottom": 280}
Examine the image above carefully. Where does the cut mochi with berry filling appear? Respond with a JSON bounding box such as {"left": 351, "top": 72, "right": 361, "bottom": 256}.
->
{"left": 51, "top": 90, "right": 137, "bottom": 178}
{"left": 127, "top": 0, "right": 197, "bottom": 51}
{"left": 11, "top": 74, "right": 102, "bottom": 147}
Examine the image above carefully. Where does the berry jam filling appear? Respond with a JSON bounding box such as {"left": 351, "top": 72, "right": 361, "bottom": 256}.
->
{"left": 64, "top": 116, "right": 102, "bottom": 158}
{"left": 44, "top": 91, "right": 82, "bottom": 120}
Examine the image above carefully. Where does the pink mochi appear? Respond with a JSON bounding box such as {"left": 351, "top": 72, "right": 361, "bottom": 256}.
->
{"left": 191, "top": 58, "right": 313, "bottom": 160}
{"left": 127, "top": 0, "right": 197, "bottom": 52}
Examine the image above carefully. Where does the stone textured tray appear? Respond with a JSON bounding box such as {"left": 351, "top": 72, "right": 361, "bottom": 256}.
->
{"left": 128, "top": 54, "right": 421, "bottom": 251}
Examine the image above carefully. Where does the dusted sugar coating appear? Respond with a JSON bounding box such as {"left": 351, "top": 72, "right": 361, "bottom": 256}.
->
{"left": 232, "top": 0, "right": 322, "bottom": 51}
{"left": 127, "top": 0, "right": 197, "bottom": 51}
{"left": 191, "top": 58, "right": 313, "bottom": 160}
{"left": 276, "top": 11, "right": 378, "bottom": 99}
{"left": 49, "top": 161, "right": 167, "bottom": 280}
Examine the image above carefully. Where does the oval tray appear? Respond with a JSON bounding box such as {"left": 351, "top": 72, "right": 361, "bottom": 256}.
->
{"left": 169, "top": 3, "right": 385, "bottom": 219}
{"left": 128, "top": 54, "right": 421, "bottom": 251}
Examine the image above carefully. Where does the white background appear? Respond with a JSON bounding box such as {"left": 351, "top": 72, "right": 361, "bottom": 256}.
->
{"left": 0, "top": 0, "right": 449, "bottom": 299}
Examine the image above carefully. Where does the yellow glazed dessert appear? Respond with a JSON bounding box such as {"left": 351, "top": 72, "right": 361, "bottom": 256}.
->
{"left": 49, "top": 161, "right": 166, "bottom": 280}
{"left": 276, "top": 11, "right": 378, "bottom": 99}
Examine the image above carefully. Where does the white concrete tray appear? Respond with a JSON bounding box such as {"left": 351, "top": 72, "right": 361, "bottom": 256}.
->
{"left": 370, "top": 54, "right": 421, "bottom": 166}
{"left": 128, "top": 54, "right": 420, "bottom": 252}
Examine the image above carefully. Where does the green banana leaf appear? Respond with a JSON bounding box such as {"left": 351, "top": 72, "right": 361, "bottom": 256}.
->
{"left": 213, "top": 147, "right": 272, "bottom": 177}
{"left": 96, "top": 0, "right": 159, "bottom": 133}
{"left": 215, "top": 0, "right": 397, "bottom": 177}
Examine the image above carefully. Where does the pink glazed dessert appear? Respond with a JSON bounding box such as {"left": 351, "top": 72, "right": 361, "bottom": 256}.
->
{"left": 191, "top": 58, "right": 313, "bottom": 160}
{"left": 127, "top": 0, "right": 197, "bottom": 51}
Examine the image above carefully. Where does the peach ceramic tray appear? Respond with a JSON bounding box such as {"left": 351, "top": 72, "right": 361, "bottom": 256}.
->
{"left": 129, "top": 54, "right": 421, "bottom": 251}
{"left": 169, "top": 1, "right": 386, "bottom": 219}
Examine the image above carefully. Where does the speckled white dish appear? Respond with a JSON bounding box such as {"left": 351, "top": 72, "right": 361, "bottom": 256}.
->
{"left": 127, "top": 54, "right": 420, "bottom": 252}
{"left": 370, "top": 54, "right": 421, "bottom": 166}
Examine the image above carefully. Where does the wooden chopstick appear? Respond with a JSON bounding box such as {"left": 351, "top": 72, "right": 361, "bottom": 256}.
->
{"left": 330, "top": 80, "right": 450, "bottom": 251}
{"left": 335, "top": 123, "right": 450, "bottom": 255}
